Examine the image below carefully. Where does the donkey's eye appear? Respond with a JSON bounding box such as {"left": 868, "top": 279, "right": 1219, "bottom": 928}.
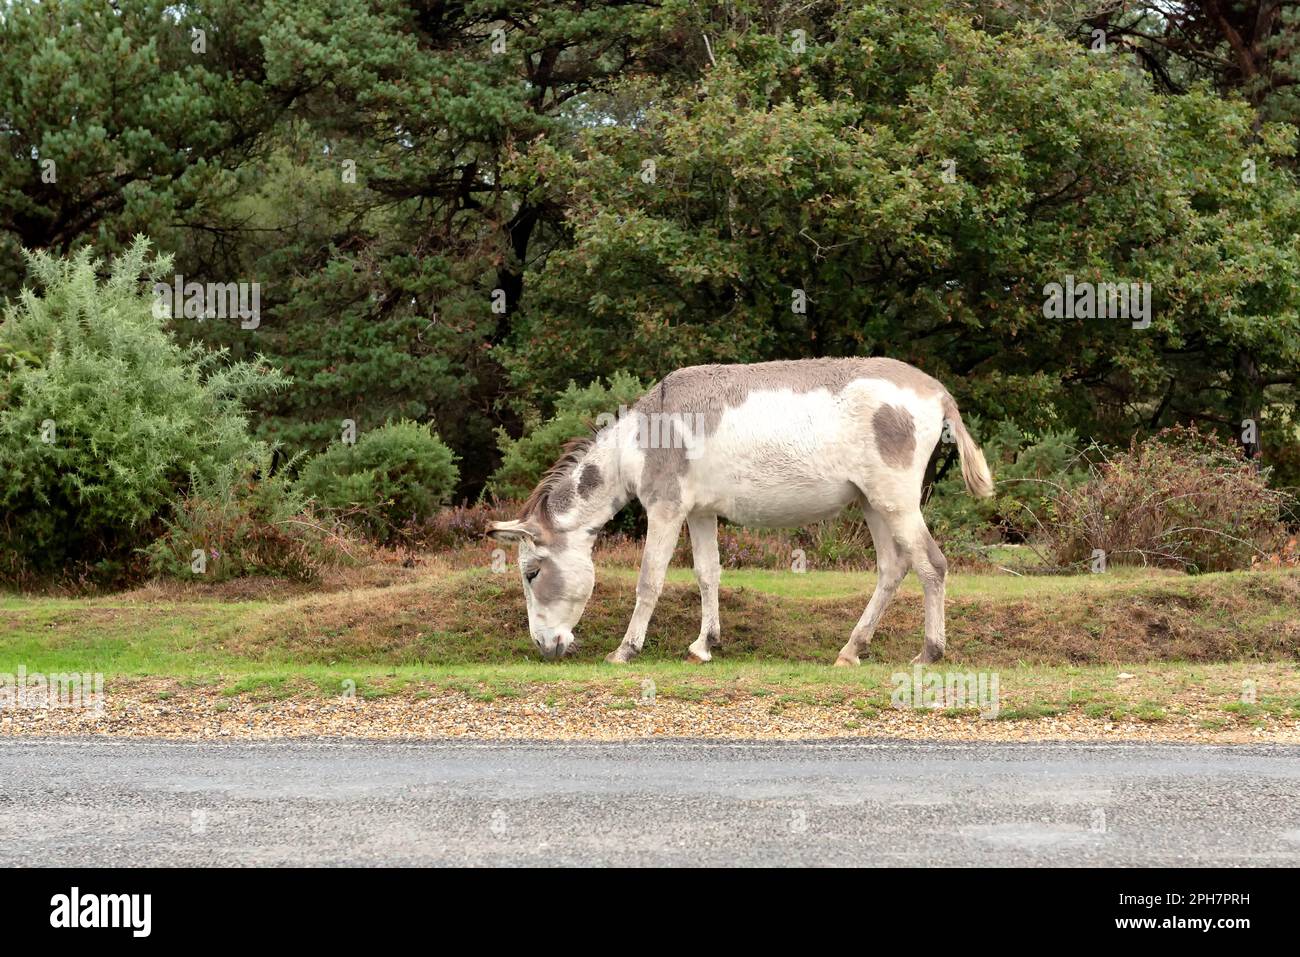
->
{"left": 525, "top": 568, "right": 540, "bottom": 583}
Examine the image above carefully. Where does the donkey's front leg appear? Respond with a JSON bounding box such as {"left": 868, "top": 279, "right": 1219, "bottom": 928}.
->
{"left": 606, "top": 506, "right": 685, "bottom": 664}
{"left": 685, "top": 512, "right": 721, "bottom": 662}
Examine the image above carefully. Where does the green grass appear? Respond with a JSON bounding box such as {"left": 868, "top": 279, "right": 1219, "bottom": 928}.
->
{"left": 0, "top": 652, "right": 1291, "bottom": 722}
{"left": 994, "top": 703, "right": 1065, "bottom": 721}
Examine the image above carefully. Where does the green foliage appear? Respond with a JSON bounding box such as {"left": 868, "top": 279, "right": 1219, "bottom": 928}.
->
{"left": 0, "top": 240, "right": 286, "bottom": 582}
{"left": 3, "top": 0, "right": 1300, "bottom": 520}
{"left": 926, "top": 423, "right": 1089, "bottom": 554}
{"left": 181, "top": 130, "right": 504, "bottom": 493}
{"left": 1077, "top": 3, "right": 1300, "bottom": 128}
{"left": 0, "top": 0, "right": 293, "bottom": 296}
{"left": 297, "top": 420, "right": 460, "bottom": 543}
{"left": 147, "top": 446, "right": 355, "bottom": 582}
{"left": 1045, "top": 427, "right": 1292, "bottom": 573}
{"left": 505, "top": 0, "right": 1300, "bottom": 459}
{"left": 170, "top": 2, "right": 663, "bottom": 495}
{"left": 487, "top": 372, "right": 647, "bottom": 500}
{"left": 794, "top": 517, "right": 876, "bottom": 571}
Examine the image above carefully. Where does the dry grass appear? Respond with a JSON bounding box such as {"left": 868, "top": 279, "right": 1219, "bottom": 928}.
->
{"left": 6, "top": 562, "right": 1297, "bottom": 669}
{"left": 217, "top": 565, "right": 1299, "bottom": 667}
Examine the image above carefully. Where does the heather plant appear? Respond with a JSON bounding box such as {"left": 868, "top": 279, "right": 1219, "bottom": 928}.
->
{"left": 415, "top": 500, "right": 523, "bottom": 551}
{"left": 1045, "top": 426, "right": 1291, "bottom": 573}
{"left": 148, "top": 446, "right": 359, "bottom": 582}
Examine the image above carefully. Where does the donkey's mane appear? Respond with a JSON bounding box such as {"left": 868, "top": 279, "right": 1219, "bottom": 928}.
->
{"left": 520, "top": 434, "right": 595, "bottom": 523}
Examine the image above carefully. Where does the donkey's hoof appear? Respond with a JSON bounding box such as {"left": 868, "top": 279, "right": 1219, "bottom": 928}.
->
{"left": 911, "top": 649, "right": 944, "bottom": 665}
{"left": 605, "top": 650, "right": 632, "bottom": 665}
{"left": 686, "top": 637, "right": 714, "bottom": 662}
{"left": 834, "top": 655, "right": 860, "bottom": 668}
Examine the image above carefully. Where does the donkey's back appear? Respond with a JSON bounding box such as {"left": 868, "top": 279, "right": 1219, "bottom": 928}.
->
{"left": 630, "top": 357, "right": 973, "bottom": 525}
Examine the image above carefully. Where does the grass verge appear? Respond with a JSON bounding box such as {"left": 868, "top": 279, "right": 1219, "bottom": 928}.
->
{"left": 2, "top": 566, "right": 1297, "bottom": 741}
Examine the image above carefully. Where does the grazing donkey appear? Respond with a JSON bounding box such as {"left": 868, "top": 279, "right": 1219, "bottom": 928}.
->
{"left": 487, "top": 357, "right": 993, "bottom": 665}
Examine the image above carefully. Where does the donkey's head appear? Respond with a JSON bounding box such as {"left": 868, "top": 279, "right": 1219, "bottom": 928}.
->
{"left": 486, "top": 518, "right": 598, "bottom": 659}
{"left": 487, "top": 436, "right": 617, "bottom": 659}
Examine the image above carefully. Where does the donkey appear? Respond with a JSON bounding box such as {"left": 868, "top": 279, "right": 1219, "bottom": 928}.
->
{"left": 487, "top": 357, "right": 993, "bottom": 665}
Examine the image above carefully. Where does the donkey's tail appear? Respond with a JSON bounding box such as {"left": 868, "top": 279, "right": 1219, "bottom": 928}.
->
{"left": 941, "top": 395, "right": 994, "bottom": 499}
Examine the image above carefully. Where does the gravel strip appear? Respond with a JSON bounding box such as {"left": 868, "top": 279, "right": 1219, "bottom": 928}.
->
{"left": 3, "top": 681, "right": 1297, "bottom": 743}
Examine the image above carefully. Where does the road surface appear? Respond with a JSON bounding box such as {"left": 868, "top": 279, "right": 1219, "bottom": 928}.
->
{"left": 2, "top": 738, "right": 1298, "bottom": 866}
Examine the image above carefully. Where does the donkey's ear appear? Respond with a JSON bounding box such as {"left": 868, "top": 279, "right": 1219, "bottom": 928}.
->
{"left": 486, "top": 520, "right": 539, "bottom": 544}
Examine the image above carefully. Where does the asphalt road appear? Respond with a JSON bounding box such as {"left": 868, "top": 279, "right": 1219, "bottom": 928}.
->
{"left": 2, "top": 738, "right": 1298, "bottom": 866}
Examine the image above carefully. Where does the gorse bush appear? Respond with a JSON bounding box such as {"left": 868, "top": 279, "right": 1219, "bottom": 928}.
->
{"left": 297, "top": 420, "right": 459, "bottom": 543}
{"left": 1045, "top": 426, "right": 1292, "bottom": 573}
{"left": 148, "top": 446, "right": 359, "bottom": 582}
{"left": 0, "top": 240, "right": 286, "bottom": 583}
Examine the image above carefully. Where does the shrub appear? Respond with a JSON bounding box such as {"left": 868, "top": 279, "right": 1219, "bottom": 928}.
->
{"left": 416, "top": 502, "right": 883, "bottom": 571}
{"left": 924, "top": 421, "right": 1087, "bottom": 557}
{"left": 147, "top": 446, "right": 360, "bottom": 582}
{"left": 1044, "top": 426, "right": 1292, "bottom": 573}
{"left": 487, "top": 371, "right": 646, "bottom": 500}
{"left": 0, "top": 241, "right": 286, "bottom": 583}
{"left": 297, "top": 420, "right": 459, "bottom": 543}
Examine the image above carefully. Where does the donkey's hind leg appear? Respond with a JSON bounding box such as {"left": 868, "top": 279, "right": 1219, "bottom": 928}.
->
{"left": 685, "top": 512, "right": 721, "bottom": 662}
{"left": 899, "top": 510, "right": 948, "bottom": 664}
{"left": 835, "top": 507, "right": 910, "bottom": 666}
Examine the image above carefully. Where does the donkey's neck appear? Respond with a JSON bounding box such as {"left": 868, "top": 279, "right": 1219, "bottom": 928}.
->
{"left": 537, "top": 430, "right": 633, "bottom": 535}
